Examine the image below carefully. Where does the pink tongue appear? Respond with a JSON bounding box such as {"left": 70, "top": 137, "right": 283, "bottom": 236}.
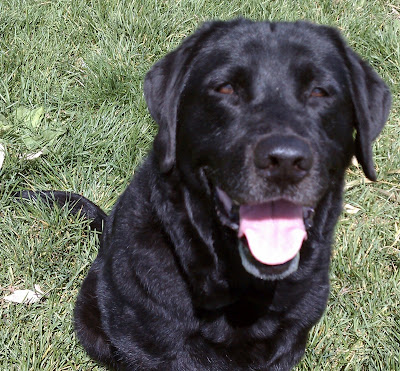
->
{"left": 239, "top": 200, "right": 306, "bottom": 265}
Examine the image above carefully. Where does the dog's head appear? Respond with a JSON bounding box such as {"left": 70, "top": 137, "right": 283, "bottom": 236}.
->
{"left": 144, "top": 19, "right": 391, "bottom": 281}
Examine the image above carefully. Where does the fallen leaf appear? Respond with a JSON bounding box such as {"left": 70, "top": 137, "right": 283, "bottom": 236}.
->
{"left": 344, "top": 203, "right": 361, "bottom": 214}
{"left": 3, "top": 284, "right": 44, "bottom": 304}
{"left": 15, "top": 106, "right": 32, "bottom": 121}
{"left": 21, "top": 135, "right": 41, "bottom": 151}
{"left": 30, "top": 106, "right": 45, "bottom": 128}
{"left": 26, "top": 150, "right": 44, "bottom": 160}
{"left": 0, "top": 114, "right": 12, "bottom": 133}
{"left": 2, "top": 106, "right": 66, "bottom": 160}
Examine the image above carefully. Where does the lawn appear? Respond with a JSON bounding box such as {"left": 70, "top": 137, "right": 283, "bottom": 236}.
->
{"left": 0, "top": 0, "right": 399, "bottom": 370}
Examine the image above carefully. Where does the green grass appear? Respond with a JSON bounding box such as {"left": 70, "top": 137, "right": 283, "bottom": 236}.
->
{"left": 1, "top": 0, "right": 399, "bottom": 369}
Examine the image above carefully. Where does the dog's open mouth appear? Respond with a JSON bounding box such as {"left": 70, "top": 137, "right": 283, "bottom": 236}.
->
{"left": 215, "top": 188, "right": 314, "bottom": 280}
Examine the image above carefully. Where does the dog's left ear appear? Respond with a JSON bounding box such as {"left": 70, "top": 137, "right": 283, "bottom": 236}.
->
{"left": 144, "top": 22, "right": 217, "bottom": 173}
{"left": 344, "top": 46, "right": 391, "bottom": 181}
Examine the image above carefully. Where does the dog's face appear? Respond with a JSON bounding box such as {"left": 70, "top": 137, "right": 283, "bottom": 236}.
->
{"left": 144, "top": 20, "right": 390, "bottom": 281}
{"left": 177, "top": 23, "right": 355, "bottom": 204}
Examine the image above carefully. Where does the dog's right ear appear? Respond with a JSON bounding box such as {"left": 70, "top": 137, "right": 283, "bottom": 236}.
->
{"left": 144, "top": 23, "right": 217, "bottom": 173}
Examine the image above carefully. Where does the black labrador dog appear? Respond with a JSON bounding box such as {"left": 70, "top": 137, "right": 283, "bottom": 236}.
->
{"left": 19, "top": 19, "right": 391, "bottom": 370}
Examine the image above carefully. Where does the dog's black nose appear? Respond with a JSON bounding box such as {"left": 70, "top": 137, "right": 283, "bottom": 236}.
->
{"left": 253, "top": 135, "right": 313, "bottom": 183}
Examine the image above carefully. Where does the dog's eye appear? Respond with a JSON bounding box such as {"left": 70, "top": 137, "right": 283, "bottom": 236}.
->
{"left": 217, "top": 84, "right": 234, "bottom": 95}
{"left": 310, "top": 87, "right": 328, "bottom": 98}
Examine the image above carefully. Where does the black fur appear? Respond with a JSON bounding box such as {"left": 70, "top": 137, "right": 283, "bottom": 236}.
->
{"left": 18, "top": 20, "right": 391, "bottom": 370}
{"left": 14, "top": 190, "right": 106, "bottom": 231}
